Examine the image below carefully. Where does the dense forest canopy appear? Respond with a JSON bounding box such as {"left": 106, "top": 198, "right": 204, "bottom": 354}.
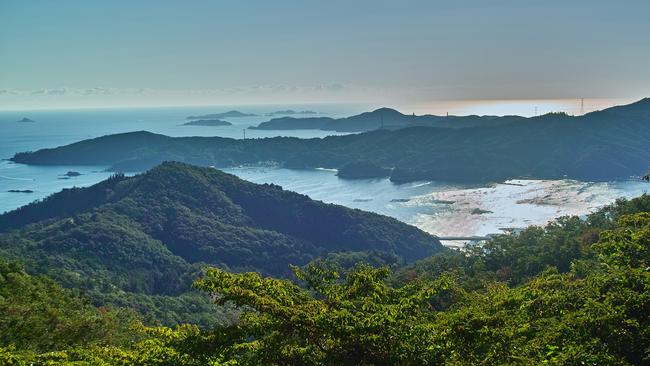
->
{"left": 1, "top": 192, "right": 649, "bottom": 365}
{"left": 0, "top": 162, "right": 442, "bottom": 325}
{"left": 12, "top": 98, "right": 650, "bottom": 183}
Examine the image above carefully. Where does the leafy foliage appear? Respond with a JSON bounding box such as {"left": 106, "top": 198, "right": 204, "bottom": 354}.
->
{"left": 1, "top": 174, "right": 650, "bottom": 364}
{"left": 1, "top": 194, "right": 636, "bottom": 365}
{"left": 0, "top": 258, "right": 137, "bottom": 353}
{"left": 181, "top": 208, "right": 649, "bottom": 365}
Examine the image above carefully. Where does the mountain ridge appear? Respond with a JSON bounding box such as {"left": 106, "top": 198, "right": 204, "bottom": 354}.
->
{"left": 251, "top": 106, "right": 524, "bottom": 131}
{"left": 10, "top": 98, "right": 650, "bottom": 183}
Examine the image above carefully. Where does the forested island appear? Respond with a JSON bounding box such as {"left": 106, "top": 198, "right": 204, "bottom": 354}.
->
{"left": 12, "top": 98, "right": 650, "bottom": 183}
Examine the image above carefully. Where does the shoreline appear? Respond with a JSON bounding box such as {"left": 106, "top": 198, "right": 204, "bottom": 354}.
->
{"left": 409, "top": 179, "right": 648, "bottom": 244}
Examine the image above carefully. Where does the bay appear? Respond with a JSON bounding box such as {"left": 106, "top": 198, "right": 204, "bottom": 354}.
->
{"left": 1, "top": 105, "right": 647, "bottom": 243}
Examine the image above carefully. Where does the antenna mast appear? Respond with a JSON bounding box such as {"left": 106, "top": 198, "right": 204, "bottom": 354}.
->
{"left": 580, "top": 98, "right": 585, "bottom": 115}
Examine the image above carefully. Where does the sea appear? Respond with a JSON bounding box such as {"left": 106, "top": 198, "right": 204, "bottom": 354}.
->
{"left": 1, "top": 104, "right": 648, "bottom": 245}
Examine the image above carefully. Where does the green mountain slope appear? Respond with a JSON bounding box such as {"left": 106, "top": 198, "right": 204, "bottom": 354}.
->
{"left": 0, "top": 162, "right": 442, "bottom": 324}
{"left": 0, "top": 258, "right": 136, "bottom": 352}
{"left": 4, "top": 194, "right": 648, "bottom": 365}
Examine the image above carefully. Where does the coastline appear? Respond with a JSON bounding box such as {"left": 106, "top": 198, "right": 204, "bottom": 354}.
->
{"left": 410, "top": 179, "right": 649, "bottom": 243}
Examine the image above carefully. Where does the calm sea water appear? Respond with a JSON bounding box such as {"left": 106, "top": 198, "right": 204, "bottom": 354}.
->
{"left": 0, "top": 104, "right": 360, "bottom": 212}
{"left": 0, "top": 105, "right": 647, "bottom": 241}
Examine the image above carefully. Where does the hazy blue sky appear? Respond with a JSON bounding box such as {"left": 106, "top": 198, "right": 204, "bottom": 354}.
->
{"left": 1, "top": 0, "right": 649, "bottom": 110}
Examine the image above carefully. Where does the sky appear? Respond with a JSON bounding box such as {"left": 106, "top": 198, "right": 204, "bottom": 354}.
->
{"left": 1, "top": 0, "right": 649, "bottom": 112}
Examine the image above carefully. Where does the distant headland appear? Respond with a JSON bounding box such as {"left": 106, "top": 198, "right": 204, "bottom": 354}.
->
{"left": 250, "top": 107, "right": 522, "bottom": 132}
{"left": 11, "top": 98, "right": 650, "bottom": 184}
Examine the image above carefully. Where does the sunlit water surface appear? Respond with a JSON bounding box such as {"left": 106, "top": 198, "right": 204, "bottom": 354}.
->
{"left": 1, "top": 105, "right": 647, "bottom": 244}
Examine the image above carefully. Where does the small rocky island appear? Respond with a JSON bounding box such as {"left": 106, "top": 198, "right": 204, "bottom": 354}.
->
{"left": 7, "top": 189, "right": 34, "bottom": 193}
{"left": 16, "top": 117, "right": 35, "bottom": 123}
{"left": 63, "top": 171, "right": 82, "bottom": 177}
{"left": 182, "top": 119, "right": 232, "bottom": 127}
{"left": 471, "top": 208, "right": 493, "bottom": 215}
{"left": 336, "top": 161, "right": 392, "bottom": 179}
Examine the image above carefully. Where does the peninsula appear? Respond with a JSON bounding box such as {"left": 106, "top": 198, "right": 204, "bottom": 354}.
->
{"left": 11, "top": 98, "right": 650, "bottom": 183}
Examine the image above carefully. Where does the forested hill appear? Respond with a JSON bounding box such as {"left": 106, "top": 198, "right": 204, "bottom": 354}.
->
{"left": 3, "top": 192, "right": 650, "bottom": 364}
{"left": 251, "top": 107, "right": 523, "bottom": 132}
{"left": 0, "top": 162, "right": 442, "bottom": 323}
{"left": 11, "top": 98, "right": 650, "bottom": 183}
{"left": 253, "top": 97, "right": 650, "bottom": 133}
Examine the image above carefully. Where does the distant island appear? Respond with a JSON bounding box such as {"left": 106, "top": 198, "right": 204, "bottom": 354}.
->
{"left": 16, "top": 117, "right": 35, "bottom": 123}
{"left": 182, "top": 119, "right": 232, "bottom": 127}
{"left": 7, "top": 189, "right": 33, "bottom": 193}
{"left": 186, "top": 110, "right": 257, "bottom": 120}
{"left": 11, "top": 98, "right": 650, "bottom": 183}
{"left": 266, "top": 110, "right": 318, "bottom": 116}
